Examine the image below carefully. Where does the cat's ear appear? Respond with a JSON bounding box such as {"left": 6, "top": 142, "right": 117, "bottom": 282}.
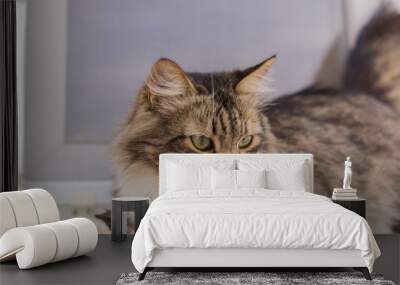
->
{"left": 235, "top": 55, "right": 276, "bottom": 95}
{"left": 145, "top": 58, "right": 197, "bottom": 103}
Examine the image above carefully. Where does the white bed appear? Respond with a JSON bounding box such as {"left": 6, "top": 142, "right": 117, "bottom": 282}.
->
{"left": 131, "top": 154, "right": 380, "bottom": 280}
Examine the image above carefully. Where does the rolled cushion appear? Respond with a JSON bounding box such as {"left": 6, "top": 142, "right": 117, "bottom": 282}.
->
{"left": 0, "top": 196, "right": 17, "bottom": 237}
{"left": 0, "top": 189, "right": 59, "bottom": 237}
{"left": 64, "top": 218, "right": 98, "bottom": 257}
{"left": 42, "top": 221, "right": 79, "bottom": 262}
{"left": 0, "top": 218, "right": 98, "bottom": 269}
{"left": 24, "top": 189, "right": 60, "bottom": 223}
{"left": 1, "top": 191, "right": 39, "bottom": 227}
{"left": 0, "top": 226, "right": 57, "bottom": 268}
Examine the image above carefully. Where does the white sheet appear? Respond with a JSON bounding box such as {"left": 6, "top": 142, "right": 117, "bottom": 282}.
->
{"left": 131, "top": 190, "right": 380, "bottom": 273}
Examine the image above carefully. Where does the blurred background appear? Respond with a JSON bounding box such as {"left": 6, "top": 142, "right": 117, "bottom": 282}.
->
{"left": 16, "top": 0, "right": 400, "bottom": 233}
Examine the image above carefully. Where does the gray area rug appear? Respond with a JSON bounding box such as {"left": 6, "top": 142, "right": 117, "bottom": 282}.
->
{"left": 116, "top": 272, "right": 396, "bottom": 285}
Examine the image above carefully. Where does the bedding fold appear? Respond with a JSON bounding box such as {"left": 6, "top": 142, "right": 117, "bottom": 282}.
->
{"left": 131, "top": 190, "right": 380, "bottom": 273}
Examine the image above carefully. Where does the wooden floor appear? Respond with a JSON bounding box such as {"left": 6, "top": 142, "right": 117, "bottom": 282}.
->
{"left": 0, "top": 234, "right": 398, "bottom": 285}
{"left": 0, "top": 235, "right": 133, "bottom": 285}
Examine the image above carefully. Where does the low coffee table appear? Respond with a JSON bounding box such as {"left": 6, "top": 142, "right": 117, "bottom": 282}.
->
{"left": 112, "top": 197, "right": 150, "bottom": 242}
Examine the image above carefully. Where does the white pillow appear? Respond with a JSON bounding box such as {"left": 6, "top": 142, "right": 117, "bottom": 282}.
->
{"left": 267, "top": 166, "right": 306, "bottom": 191}
{"left": 212, "top": 168, "right": 267, "bottom": 190}
{"left": 167, "top": 162, "right": 211, "bottom": 191}
{"left": 211, "top": 168, "right": 236, "bottom": 190}
{"left": 238, "top": 160, "right": 307, "bottom": 191}
{"left": 236, "top": 169, "right": 267, "bottom": 189}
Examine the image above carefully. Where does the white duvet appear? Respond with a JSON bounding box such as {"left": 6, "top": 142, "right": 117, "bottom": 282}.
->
{"left": 131, "top": 190, "right": 380, "bottom": 273}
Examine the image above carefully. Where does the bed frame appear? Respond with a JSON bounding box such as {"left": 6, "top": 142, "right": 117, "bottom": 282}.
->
{"left": 140, "top": 248, "right": 370, "bottom": 280}
{"left": 139, "top": 154, "right": 371, "bottom": 280}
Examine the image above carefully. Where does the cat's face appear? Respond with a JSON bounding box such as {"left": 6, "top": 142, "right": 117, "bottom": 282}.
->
{"left": 155, "top": 72, "right": 272, "bottom": 154}
{"left": 113, "top": 56, "right": 277, "bottom": 171}
{"left": 169, "top": 94, "right": 265, "bottom": 154}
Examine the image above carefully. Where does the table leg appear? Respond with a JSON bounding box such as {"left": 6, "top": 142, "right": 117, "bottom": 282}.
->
{"left": 112, "top": 201, "right": 123, "bottom": 242}
{"left": 134, "top": 201, "right": 149, "bottom": 233}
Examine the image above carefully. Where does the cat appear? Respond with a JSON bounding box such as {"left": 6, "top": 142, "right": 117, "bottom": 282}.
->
{"left": 111, "top": 10, "right": 400, "bottom": 233}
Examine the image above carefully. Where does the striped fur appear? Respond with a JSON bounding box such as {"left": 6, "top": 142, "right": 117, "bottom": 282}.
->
{"left": 112, "top": 60, "right": 277, "bottom": 200}
{"left": 111, "top": 10, "right": 400, "bottom": 233}
{"left": 345, "top": 8, "right": 400, "bottom": 113}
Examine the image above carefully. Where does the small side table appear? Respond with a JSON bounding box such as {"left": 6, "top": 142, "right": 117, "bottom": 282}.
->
{"left": 332, "top": 198, "right": 366, "bottom": 218}
{"left": 112, "top": 197, "right": 150, "bottom": 242}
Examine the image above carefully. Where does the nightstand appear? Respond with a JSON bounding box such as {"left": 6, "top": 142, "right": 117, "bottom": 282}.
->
{"left": 111, "top": 197, "right": 150, "bottom": 242}
{"left": 332, "top": 198, "right": 366, "bottom": 218}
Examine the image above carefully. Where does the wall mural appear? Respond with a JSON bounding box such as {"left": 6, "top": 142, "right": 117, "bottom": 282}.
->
{"left": 110, "top": 11, "right": 400, "bottom": 234}
{"left": 63, "top": 1, "right": 400, "bottom": 234}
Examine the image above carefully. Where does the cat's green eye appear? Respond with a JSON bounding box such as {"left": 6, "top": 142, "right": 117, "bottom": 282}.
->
{"left": 190, "top": 135, "right": 212, "bottom": 151}
{"left": 238, "top": 135, "right": 253, "bottom": 149}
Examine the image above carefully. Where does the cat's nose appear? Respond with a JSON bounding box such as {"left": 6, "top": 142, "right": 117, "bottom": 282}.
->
{"left": 215, "top": 141, "right": 239, "bottom": 153}
{"left": 216, "top": 148, "right": 233, "bottom": 153}
{"left": 221, "top": 147, "right": 239, "bottom": 154}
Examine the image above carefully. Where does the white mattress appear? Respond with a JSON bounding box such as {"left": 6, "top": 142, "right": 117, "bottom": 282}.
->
{"left": 131, "top": 190, "right": 380, "bottom": 273}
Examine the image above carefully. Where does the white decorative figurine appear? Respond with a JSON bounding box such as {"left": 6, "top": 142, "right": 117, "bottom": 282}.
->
{"left": 342, "top": 157, "right": 352, "bottom": 189}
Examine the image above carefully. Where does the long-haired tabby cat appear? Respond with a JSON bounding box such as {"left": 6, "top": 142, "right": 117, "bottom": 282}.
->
{"left": 111, "top": 10, "right": 400, "bottom": 233}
